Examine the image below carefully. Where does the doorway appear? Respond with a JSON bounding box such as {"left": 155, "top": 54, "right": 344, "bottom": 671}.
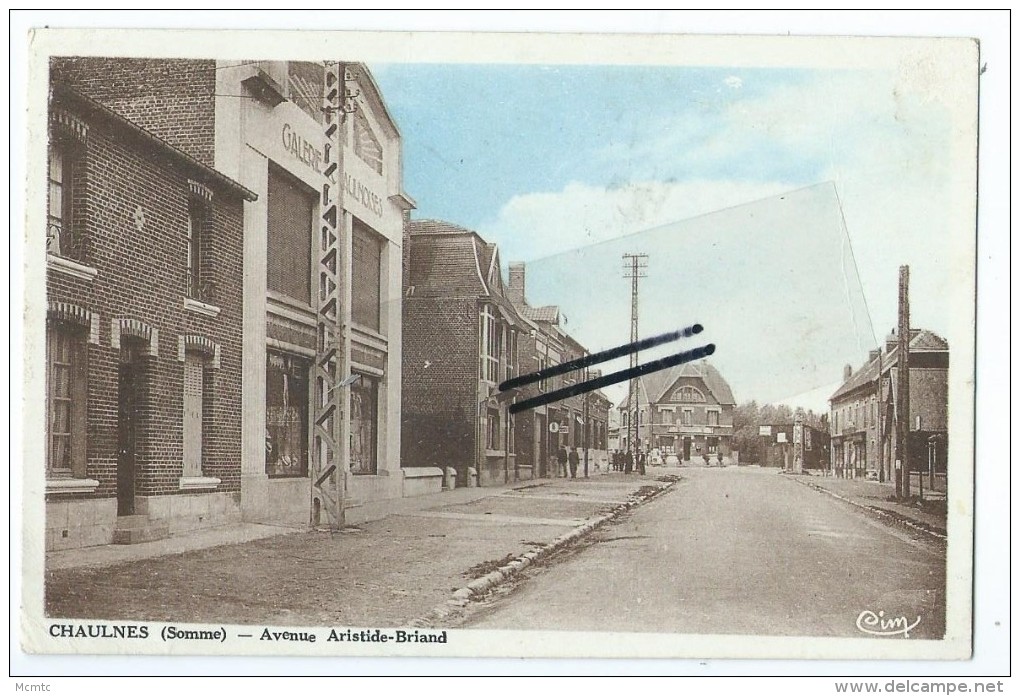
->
{"left": 117, "top": 341, "right": 144, "bottom": 516}
{"left": 682, "top": 437, "right": 692, "bottom": 461}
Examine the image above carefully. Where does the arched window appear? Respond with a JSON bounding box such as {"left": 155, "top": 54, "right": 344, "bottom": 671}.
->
{"left": 671, "top": 385, "right": 706, "bottom": 403}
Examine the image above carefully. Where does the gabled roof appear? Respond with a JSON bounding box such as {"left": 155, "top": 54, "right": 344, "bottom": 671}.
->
{"left": 618, "top": 361, "right": 736, "bottom": 409}
{"left": 829, "top": 329, "right": 948, "bottom": 402}
{"left": 519, "top": 305, "right": 560, "bottom": 323}
{"left": 407, "top": 219, "right": 489, "bottom": 298}
{"left": 52, "top": 85, "right": 257, "bottom": 202}
{"left": 406, "top": 220, "right": 526, "bottom": 334}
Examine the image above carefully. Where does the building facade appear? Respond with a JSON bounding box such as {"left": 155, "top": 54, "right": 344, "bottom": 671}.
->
{"left": 618, "top": 361, "right": 737, "bottom": 464}
{"left": 759, "top": 421, "right": 830, "bottom": 471}
{"left": 44, "top": 84, "right": 255, "bottom": 550}
{"left": 51, "top": 58, "right": 414, "bottom": 529}
{"left": 505, "top": 263, "right": 611, "bottom": 477}
{"left": 402, "top": 220, "right": 525, "bottom": 486}
{"left": 829, "top": 329, "right": 949, "bottom": 483}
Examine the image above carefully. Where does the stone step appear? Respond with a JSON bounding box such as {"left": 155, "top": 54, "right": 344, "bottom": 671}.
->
{"left": 113, "top": 514, "right": 152, "bottom": 529}
{"left": 112, "top": 515, "right": 170, "bottom": 545}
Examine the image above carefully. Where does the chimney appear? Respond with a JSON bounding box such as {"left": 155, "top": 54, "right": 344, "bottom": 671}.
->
{"left": 843, "top": 363, "right": 853, "bottom": 382}
{"left": 885, "top": 329, "right": 898, "bottom": 354}
{"left": 868, "top": 349, "right": 880, "bottom": 363}
{"left": 508, "top": 262, "right": 526, "bottom": 304}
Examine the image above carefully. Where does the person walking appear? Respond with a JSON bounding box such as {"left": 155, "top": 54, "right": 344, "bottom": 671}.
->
{"left": 568, "top": 447, "right": 580, "bottom": 479}
{"left": 637, "top": 450, "right": 646, "bottom": 475}
{"left": 556, "top": 445, "right": 569, "bottom": 478}
{"left": 624, "top": 450, "right": 634, "bottom": 474}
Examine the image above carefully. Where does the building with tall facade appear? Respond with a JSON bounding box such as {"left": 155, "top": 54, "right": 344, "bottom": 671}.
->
{"left": 43, "top": 83, "right": 256, "bottom": 550}
{"left": 829, "top": 329, "right": 948, "bottom": 483}
{"left": 618, "top": 361, "right": 736, "bottom": 464}
{"left": 402, "top": 220, "right": 526, "bottom": 487}
{"left": 50, "top": 58, "right": 413, "bottom": 533}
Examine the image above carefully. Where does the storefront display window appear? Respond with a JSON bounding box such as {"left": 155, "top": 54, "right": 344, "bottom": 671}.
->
{"left": 350, "top": 375, "right": 378, "bottom": 475}
{"left": 266, "top": 351, "right": 309, "bottom": 477}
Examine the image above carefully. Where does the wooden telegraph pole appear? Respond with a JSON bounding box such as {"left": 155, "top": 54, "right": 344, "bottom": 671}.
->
{"left": 896, "top": 265, "right": 911, "bottom": 499}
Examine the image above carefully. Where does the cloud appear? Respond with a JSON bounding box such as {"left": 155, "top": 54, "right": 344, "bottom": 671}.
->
{"left": 482, "top": 63, "right": 967, "bottom": 346}
{"left": 481, "top": 178, "right": 797, "bottom": 263}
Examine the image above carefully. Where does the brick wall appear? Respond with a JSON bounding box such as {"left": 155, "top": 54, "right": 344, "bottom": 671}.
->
{"left": 45, "top": 98, "right": 245, "bottom": 502}
{"left": 401, "top": 296, "right": 479, "bottom": 475}
{"left": 50, "top": 57, "right": 217, "bottom": 168}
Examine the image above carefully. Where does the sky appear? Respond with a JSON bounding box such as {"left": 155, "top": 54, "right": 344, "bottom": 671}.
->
{"left": 370, "top": 53, "right": 970, "bottom": 412}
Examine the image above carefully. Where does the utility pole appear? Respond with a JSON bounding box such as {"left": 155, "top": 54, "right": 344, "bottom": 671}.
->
{"left": 622, "top": 254, "right": 648, "bottom": 469}
{"left": 583, "top": 365, "right": 590, "bottom": 478}
{"left": 896, "top": 265, "right": 911, "bottom": 499}
{"left": 310, "top": 61, "right": 354, "bottom": 530}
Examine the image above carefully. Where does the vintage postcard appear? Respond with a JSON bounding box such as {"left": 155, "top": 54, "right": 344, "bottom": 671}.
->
{"left": 19, "top": 26, "right": 980, "bottom": 663}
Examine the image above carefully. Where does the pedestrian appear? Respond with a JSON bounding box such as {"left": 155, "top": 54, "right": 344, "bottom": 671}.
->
{"left": 624, "top": 451, "right": 633, "bottom": 474}
{"left": 556, "top": 445, "right": 569, "bottom": 478}
{"left": 637, "top": 450, "right": 646, "bottom": 475}
{"left": 568, "top": 447, "right": 580, "bottom": 479}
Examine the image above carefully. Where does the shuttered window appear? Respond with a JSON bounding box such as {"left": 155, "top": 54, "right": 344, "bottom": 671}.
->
{"left": 352, "top": 220, "right": 382, "bottom": 331}
{"left": 182, "top": 353, "right": 204, "bottom": 477}
{"left": 46, "top": 324, "right": 87, "bottom": 477}
{"left": 267, "top": 164, "right": 314, "bottom": 305}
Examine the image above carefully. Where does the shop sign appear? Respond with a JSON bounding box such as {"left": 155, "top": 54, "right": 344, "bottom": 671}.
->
{"left": 281, "top": 123, "right": 323, "bottom": 174}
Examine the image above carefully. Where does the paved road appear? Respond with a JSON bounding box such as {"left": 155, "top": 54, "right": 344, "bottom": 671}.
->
{"left": 464, "top": 467, "right": 946, "bottom": 638}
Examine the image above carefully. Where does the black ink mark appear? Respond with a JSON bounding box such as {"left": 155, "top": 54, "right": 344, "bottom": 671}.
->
{"left": 508, "top": 343, "right": 716, "bottom": 414}
{"left": 500, "top": 324, "right": 703, "bottom": 392}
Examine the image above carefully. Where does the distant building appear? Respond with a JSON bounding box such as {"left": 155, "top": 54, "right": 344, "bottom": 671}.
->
{"left": 402, "top": 220, "right": 527, "bottom": 487}
{"left": 618, "top": 361, "right": 737, "bottom": 464}
{"left": 758, "top": 422, "right": 830, "bottom": 471}
{"left": 829, "top": 329, "right": 948, "bottom": 482}
{"left": 506, "top": 263, "right": 610, "bottom": 476}
{"left": 44, "top": 85, "right": 255, "bottom": 550}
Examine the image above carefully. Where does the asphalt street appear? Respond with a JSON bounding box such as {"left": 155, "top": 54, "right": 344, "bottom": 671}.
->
{"left": 464, "top": 467, "right": 946, "bottom": 638}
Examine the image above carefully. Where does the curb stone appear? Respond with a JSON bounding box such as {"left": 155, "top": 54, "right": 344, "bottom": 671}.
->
{"left": 407, "top": 478, "right": 678, "bottom": 628}
{"left": 790, "top": 476, "right": 947, "bottom": 541}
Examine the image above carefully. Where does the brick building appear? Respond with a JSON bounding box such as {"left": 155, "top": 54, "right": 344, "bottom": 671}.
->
{"left": 829, "top": 329, "right": 949, "bottom": 483}
{"left": 505, "top": 263, "right": 611, "bottom": 477}
{"left": 51, "top": 58, "right": 415, "bottom": 527}
{"left": 402, "top": 220, "right": 528, "bottom": 487}
{"left": 618, "top": 361, "right": 737, "bottom": 464}
{"left": 44, "top": 84, "right": 256, "bottom": 550}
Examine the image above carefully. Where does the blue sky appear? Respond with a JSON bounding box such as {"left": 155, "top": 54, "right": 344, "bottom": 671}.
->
{"left": 373, "top": 64, "right": 818, "bottom": 227}
{"left": 371, "top": 58, "right": 969, "bottom": 410}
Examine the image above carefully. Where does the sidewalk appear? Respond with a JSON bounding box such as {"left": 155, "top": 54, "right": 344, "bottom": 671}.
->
{"left": 792, "top": 473, "right": 947, "bottom": 537}
{"left": 45, "top": 471, "right": 674, "bottom": 628}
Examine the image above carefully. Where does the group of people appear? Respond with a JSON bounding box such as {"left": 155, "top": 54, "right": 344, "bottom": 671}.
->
{"left": 554, "top": 446, "right": 585, "bottom": 478}
{"left": 609, "top": 449, "right": 646, "bottom": 475}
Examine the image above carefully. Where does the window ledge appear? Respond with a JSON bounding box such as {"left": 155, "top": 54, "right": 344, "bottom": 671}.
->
{"left": 46, "top": 478, "right": 100, "bottom": 495}
{"left": 184, "top": 297, "right": 221, "bottom": 318}
{"left": 179, "top": 476, "right": 221, "bottom": 491}
{"left": 47, "top": 255, "right": 98, "bottom": 282}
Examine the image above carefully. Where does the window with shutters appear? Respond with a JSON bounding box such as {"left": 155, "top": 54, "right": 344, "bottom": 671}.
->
{"left": 267, "top": 163, "right": 314, "bottom": 305}
{"left": 47, "top": 141, "right": 84, "bottom": 261}
{"left": 479, "top": 304, "right": 499, "bottom": 384}
{"left": 182, "top": 352, "right": 205, "bottom": 478}
{"left": 46, "top": 323, "right": 87, "bottom": 477}
{"left": 707, "top": 410, "right": 720, "bottom": 427}
{"left": 681, "top": 409, "right": 693, "bottom": 426}
{"left": 352, "top": 220, "right": 383, "bottom": 331}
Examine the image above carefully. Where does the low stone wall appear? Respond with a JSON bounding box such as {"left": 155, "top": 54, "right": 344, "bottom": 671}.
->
{"left": 46, "top": 497, "right": 117, "bottom": 551}
{"left": 136, "top": 491, "right": 242, "bottom": 536}
{"left": 402, "top": 467, "right": 444, "bottom": 497}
